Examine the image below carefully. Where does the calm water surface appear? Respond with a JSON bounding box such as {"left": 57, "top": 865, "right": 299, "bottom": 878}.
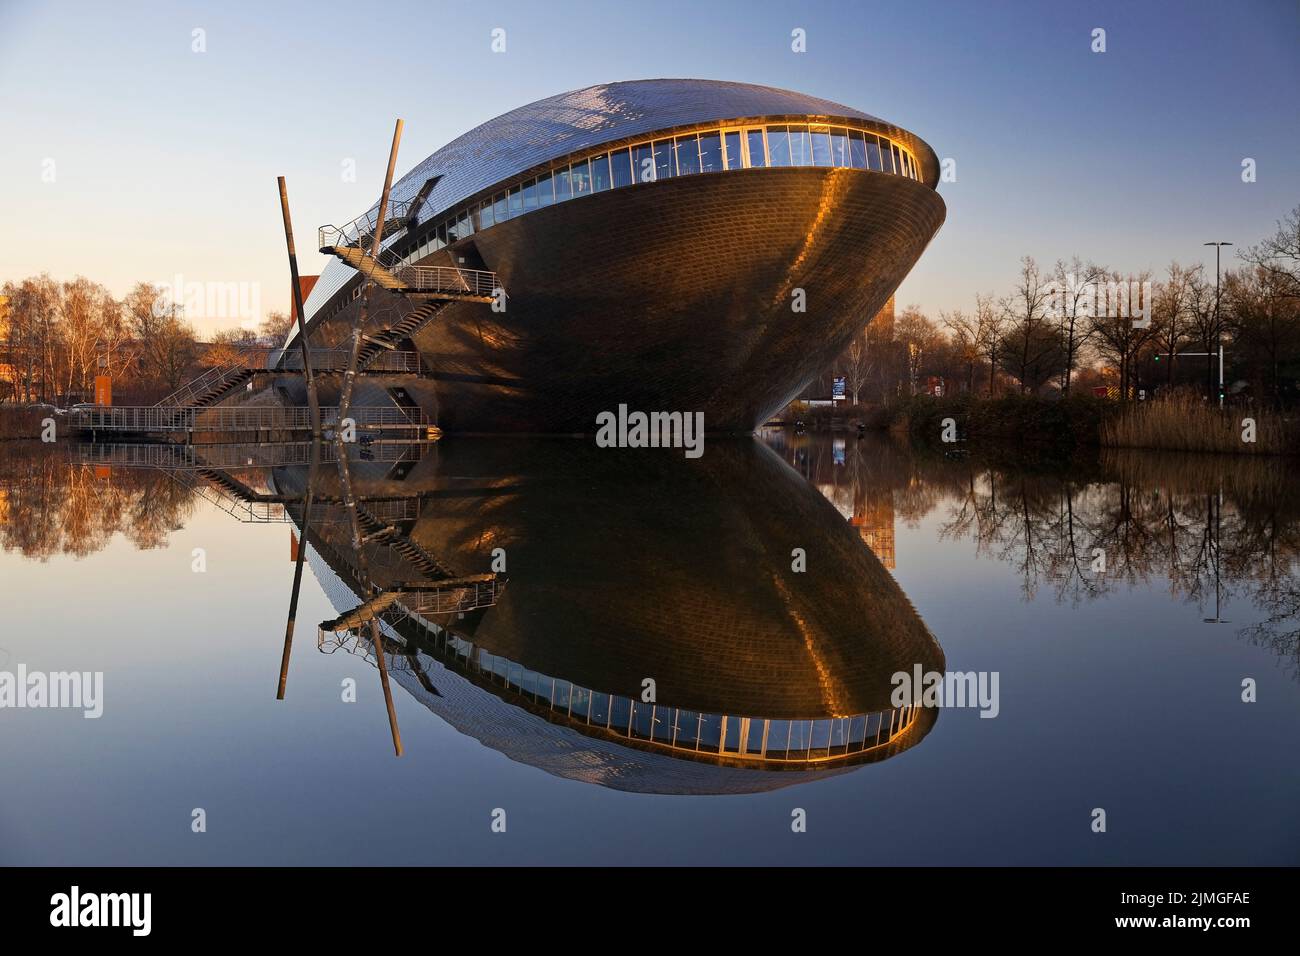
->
{"left": 1, "top": 432, "right": 1297, "bottom": 865}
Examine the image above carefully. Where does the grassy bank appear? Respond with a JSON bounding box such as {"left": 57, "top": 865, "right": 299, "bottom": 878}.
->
{"left": 880, "top": 394, "right": 1115, "bottom": 447}
{"left": 1101, "top": 395, "right": 1296, "bottom": 456}
{"left": 0, "top": 407, "right": 50, "bottom": 440}
{"left": 788, "top": 393, "right": 1297, "bottom": 458}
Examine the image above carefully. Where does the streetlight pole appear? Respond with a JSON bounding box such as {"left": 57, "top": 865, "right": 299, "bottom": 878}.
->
{"left": 1203, "top": 241, "right": 1232, "bottom": 408}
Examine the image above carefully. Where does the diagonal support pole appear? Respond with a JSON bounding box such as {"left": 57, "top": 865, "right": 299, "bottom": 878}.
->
{"left": 370, "top": 618, "right": 404, "bottom": 757}
{"left": 277, "top": 436, "right": 321, "bottom": 699}
{"left": 277, "top": 177, "right": 322, "bottom": 438}
{"left": 334, "top": 433, "right": 403, "bottom": 756}
{"left": 338, "top": 119, "right": 404, "bottom": 429}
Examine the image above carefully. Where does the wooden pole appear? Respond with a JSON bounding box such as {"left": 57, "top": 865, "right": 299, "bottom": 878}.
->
{"left": 332, "top": 430, "right": 402, "bottom": 755}
{"left": 370, "top": 618, "right": 404, "bottom": 757}
{"left": 338, "top": 119, "right": 404, "bottom": 425}
{"left": 277, "top": 437, "right": 321, "bottom": 699}
{"left": 372, "top": 119, "right": 404, "bottom": 260}
{"left": 277, "top": 177, "right": 322, "bottom": 438}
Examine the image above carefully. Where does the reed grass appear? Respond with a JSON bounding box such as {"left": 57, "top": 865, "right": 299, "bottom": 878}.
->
{"left": 0, "top": 407, "right": 48, "bottom": 440}
{"left": 1101, "top": 395, "right": 1296, "bottom": 455}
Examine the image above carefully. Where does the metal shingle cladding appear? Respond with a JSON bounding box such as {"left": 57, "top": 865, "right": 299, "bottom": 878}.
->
{"left": 302, "top": 78, "right": 939, "bottom": 320}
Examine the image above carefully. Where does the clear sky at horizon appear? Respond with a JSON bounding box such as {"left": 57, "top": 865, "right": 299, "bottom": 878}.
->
{"left": 1, "top": 0, "right": 1296, "bottom": 333}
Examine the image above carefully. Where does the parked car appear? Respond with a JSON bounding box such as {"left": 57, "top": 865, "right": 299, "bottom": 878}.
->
{"left": 24, "top": 402, "right": 65, "bottom": 416}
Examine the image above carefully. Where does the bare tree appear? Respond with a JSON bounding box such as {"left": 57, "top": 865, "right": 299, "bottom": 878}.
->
{"left": 942, "top": 309, "right": 980, "bottom": 394}
{"left": 1151, "top": 262, "right": 1193, "bottom": 392}
{"left": 259, "top": 310, "right": 294, "bottom": 347}
{"left": 896, "top": 305, "right": 939, "bottom": 395}
{"left": 975, "top": 293, "right": 1004, "bottom": 396}
{"left": 5, "top": 275, "right": 62, "bottom": 402}
{"left": 59, "top": 276, "right": 118, "bottom": 399}
{"left": 126, "top": 283, "right": 196, "bottom": 392}
{"left": 1241, "top": 204, "right": 1300, "bottom": 303}
{"left": 1184, "top": 265, "right": 1227, "bottom": 400}
{"left": 843, "top": 327, "right": 876, "bottom": 405}
{"left": 999, "top": 257, "right": 1064, "bottom": 394}
{"left": 1227, "top": 265, "right": 1300, "bottom": 407}
{"left": 1089, "top": 270, "right": 1158, "bottom": 400}
{"left": 206, "top": 326, "right": 260, "bottom": 368}
{"left": 1052, "top": 256, "right": 1104, "bottom": 394}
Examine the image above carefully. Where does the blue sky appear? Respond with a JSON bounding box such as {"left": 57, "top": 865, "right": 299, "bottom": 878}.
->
{"left": 1, "top": 0, "right": 1296, "bottom": 331}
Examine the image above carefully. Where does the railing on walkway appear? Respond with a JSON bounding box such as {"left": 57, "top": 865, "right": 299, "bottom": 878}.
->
{"left": 155, "top": 359, "right": 254, "bottom": 408}
{"left": 318, "top": 206, "right": 501, "bottom": 301}
{"left": 317, "top": 198, "right": 416, "bottom": 268}
{"left": 71, "top": 405, "right": 429, "bottom": 433}
{"left": 171, "top": 476, "right": 420, "bottom": 525}
{"left": 319, "top": 579, "right": 505, "bottom": 648}
{"left": 159, "top": 348, "right": 425, "bottom": 408}
{"left": 72, "top": 440, "right": 434, "bottom": 469}
{"left": 392, "top": 265, "right": 499, "bottom": 298}
{"left": 276, "top": 348, "right": 423, "bottom": 373}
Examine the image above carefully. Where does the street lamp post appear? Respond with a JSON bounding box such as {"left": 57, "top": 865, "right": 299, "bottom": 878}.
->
{"left": 1203, "top": 241, "right": 1233, "bottom": 408}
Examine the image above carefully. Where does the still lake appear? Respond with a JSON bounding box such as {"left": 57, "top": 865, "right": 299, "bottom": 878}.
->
{"left": 1, "top": 431, "right": 1297, "bottom": 865}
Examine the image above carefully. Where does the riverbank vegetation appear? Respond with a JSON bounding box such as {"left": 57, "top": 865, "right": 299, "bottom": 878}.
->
{"left": 791, "top": 204, "right": 1300, "bottom": 454}
{"left": 1101, "top": 394, "right": 1295, "bottom": 455}
{"left": 0, "top": 406, "right": 46, "bottom": 440}
{"left": 0, "top": 277, "right": 291, "bottom": 407}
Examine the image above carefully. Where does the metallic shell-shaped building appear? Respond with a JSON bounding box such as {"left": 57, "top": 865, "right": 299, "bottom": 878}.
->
{"left": 283, "top": 79, "right": 946, "bottom": 433}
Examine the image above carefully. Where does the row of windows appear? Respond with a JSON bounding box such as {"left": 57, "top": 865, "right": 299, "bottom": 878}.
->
{"left": 400, "top": 122, "right": 923, "bottom": 264}
{"left": 416, "top": 619, "right": 918, "bottom": 762}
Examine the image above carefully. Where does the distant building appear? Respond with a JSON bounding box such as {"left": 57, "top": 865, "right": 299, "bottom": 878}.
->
{"left": 293, "top": 276, "right": 317, "bottom": 312}
{"left": 852, "top": 493, "right": 897, "bottom": 570}
{"left": 797, "top": 295, "right": 895, "bottom": 404}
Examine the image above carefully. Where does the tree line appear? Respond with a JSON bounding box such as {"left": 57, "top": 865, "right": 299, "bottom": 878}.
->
{"left": 815, "top": 204, "right": 1300, "bottom": 408}
{"left": 0, "top": 276, "right": 293, "bottom": 405}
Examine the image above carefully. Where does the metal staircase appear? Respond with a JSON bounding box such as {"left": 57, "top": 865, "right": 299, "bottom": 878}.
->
{"left": 354, "top": 502, "right": 453, "bottom": 579}
{"left": 154, "top": 347, "right": 425, "bottom": 418}
{"left": 156, "top": 359, "right": 262, "bottom": 408}
{"left": 317, "top": 202, "right": 501, "bottom": 302}
{"left": 355, "top": 303, "right": 446, "bottom": 368}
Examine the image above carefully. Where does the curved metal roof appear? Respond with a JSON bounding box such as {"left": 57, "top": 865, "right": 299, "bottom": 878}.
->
{"left": 302, "top": 78, "right": 941, "bottom": 320}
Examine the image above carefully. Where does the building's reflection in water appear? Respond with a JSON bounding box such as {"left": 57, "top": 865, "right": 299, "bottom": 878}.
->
{"left": 21, "top": 431, "right": 1296, "bottom": 792}
{"left": 272, "top": 437, "right": 944, "bottom": 793}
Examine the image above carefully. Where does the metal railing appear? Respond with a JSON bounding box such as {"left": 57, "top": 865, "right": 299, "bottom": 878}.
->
{"left": 196, "top": 486, "right": 419, "bottom": 525}
{"left": 70, "top": 405, "right": 429, "bottom": 433}
{"left": 275, "top": 348, "right": 422, "bottom": 373}
{"left": 155, "top": 359, "right": 254, "bottom": 408}
{"left": 72, "top": 440, "right": 435, "bottom": 469}
{"left": 405, "top": 577, "right": 504, "bottom": 615}
{"left": 320, "top": 615, "right": 924, "bottom": 765}
{"left": 318, "top": 204, "right": 502, "bottom": 300}
{"left": 317, "top": 198, "right": 415, "bottom": 266}
{"left": 391, "top": 265, "right": 500, "bottom": 298}
{"left": 155, "top": 345, "right": 294, "bottom": 407}
{"left": 159, "top": 348, "right": 425, "bottom": 409}
{"left": 318, "top": 580, "right": 505, "bottom": 650}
